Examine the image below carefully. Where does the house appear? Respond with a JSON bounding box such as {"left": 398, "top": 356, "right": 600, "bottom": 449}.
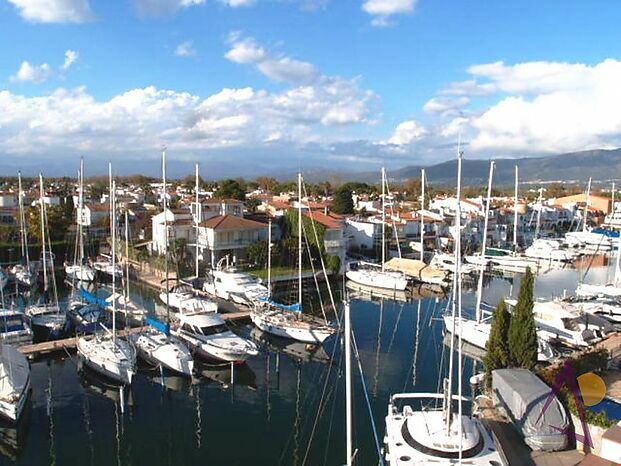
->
{"left": 79, "top": 203, "right": 110, "bottom": 227}
{"left": 0, "top": 208, "right": 18, "bottom": 225}
{"left": 554, "top": 193, "right": 612, "bottom": 214}
{"left": 150, "top": 208, "right": 195, "bottom": 255}
{"left": 196, "top": 215, "right": 268, "bottom": 267}
{"left": 304, "top": 211, "right": 346, "bottom": 261}
{"left": 345, "top": 218, "right": 382, "bottom": 251}
{"left": 0, "top": 193, "right": 17, "bottom": 208}
{"left": 192, "top": 199, "right": 244, "bottom": 223}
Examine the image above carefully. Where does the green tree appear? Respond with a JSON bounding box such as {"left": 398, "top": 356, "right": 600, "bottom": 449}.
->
{"left": 169, "top": 238, "right": 191, "bottom": 277}
{"left": 484, "top": 298, "right": 511, "bottom": 386}
{"left": 508, "top": 267, "right": 538, "bottom": 369}
{"left": 332, "top": 187, "right": 354, "bottom": 214}
{"left": 215, "top": 179, "right": 246, "bottom": 201}
{"left": 244, "top": 198, "right": 261, "bottom": 213}
{"left": 246, "top": 239, "right": 269, "bottom": 268}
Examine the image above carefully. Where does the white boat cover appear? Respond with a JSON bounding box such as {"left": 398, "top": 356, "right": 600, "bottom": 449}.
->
{"left": 384, "top": 257, "right": 447, "bottom": 282}
{"left": 0, "top": 345, "right": 29, "bottom": 402}
{"left": 492, "top": 368, "right": 568, "bottom": 451}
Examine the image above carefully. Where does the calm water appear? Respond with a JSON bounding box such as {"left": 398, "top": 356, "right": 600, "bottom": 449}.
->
{"left": 0, "top": 260, "right": 614, "bottom": 466}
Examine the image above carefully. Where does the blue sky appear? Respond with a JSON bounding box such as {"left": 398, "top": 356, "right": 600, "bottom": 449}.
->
{"left": 1, "top": 0, "right": 621, "bottom": 177}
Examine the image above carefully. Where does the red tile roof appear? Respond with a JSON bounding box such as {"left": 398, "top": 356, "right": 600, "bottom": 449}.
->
{"left": 198, "top": 215, "right": 267, "bottom": 230}
{"left": 304, "top": 211, "right": 343, "bottom": 229}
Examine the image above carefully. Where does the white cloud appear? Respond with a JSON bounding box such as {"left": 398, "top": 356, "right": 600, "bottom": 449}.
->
{"left": 423, "top": 96, "right": 470, "bottom": 116}
{"left": 430, "top": 59, "right": 621, "bottom": 156}
{"left": 8, "top": 0, "right": 94, "bottom": 23}
{"left": 362, "top": 0, "right": 416, "bottom": 27}
{"left": 61, "top": 50, "right": 79, "bottom": 70}
{"left": 10, "top": 61, "right": 53, "bottom": 83}
{"left": 220, "top": 0, "right": 255, "bottom": 6}
{"left": 384, "top": 119, "right": 427, "bottom": 146}
{"left": 225, "top": 35, "right": 319, "bottom": 84}
{"left": 175, "top": 40, "right": 196, "bottom": 57}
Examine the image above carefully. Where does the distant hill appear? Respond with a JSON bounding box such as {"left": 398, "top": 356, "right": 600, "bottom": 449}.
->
{"left": 346, "top": 148, "right": 621, "bottom": 186}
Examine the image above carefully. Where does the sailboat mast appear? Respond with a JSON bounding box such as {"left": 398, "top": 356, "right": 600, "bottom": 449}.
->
{"left": 381, "top": 167, "right": 386, "bottom": 272}
{"left": 475, "top": 160, "right": 494, "bottom": 322}
{"left": 420, "top": 169, "right": 425, "bottom": 262}
{"left": 163, "top": 150, "right": 170, "bottom": 323}
{"left": 534, "top": 188, "right": 543, "bottom": 240}
{"left": 298, "top": 172, "right": 302, "bottom": 309}
{"left": 18, "top": 172, "right": 29, "bottom": 267}
{"left": 344, "top": 298, "right": 353, "bottom": 466}
{"left": 267, "top": 219, "right": 272, "bottom": 299}
{"left": 39, "top": 174, "right": 47, "bottom": 294}
{"left": 111, "top": 178, "right": 117, "bottom": 345}
{"left": 79, "top": 158, "right": 84, "bottom": 265}
{"left": 125, "top": 210, "right": 130, "bottom": 302}
{"left": 583, "top": 177, "right": 592, "bottom": 232}
{"left": 513, "top": 165, "right": 519, "bottom": 252}
{"left": 195, "top": 163, "right": 200, "bottom": 278}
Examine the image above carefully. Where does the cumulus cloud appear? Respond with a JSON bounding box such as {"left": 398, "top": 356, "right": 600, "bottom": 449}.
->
{"left": 10, "top": 61, "right": 53, "bottom": 83}
{"left": 225, "top": 35, "right": 319, "bottom": 84}
{"left": 134, "top": 0, "right": 205, "bottom": 17}
{"left": 8, "top": 0, "right": 94, "bottom": 23}
{"left": 61, "top": 50, "right": 79, "bottom": 70}
{"left": 423, "top": 96, "right": 470, "bottom": 116}
{"left": 175, "top": 40, "right": 196, "bottom": 57}
{"left": 362, "top": 0, "right": 417, "bottom": 27}
{"left": 383, "top": 119, "right": 427, "bottom": 147}
{"left": 220, "top": 0, "right": 255, "bottom": 6}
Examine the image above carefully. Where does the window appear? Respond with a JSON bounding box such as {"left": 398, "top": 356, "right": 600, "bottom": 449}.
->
{"left": 199, "top": 324, "right": 227, "bottom": 336}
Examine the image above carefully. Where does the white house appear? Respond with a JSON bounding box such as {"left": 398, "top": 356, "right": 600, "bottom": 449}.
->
{"left": 0, "top": 193, "right": 17, "bottom": 208}
{"left": 192, "top": 199, "right": 244, "bottom": 223}
{"left": 78, "top": 203, "right": 110, "bottom": 227}
{"left": 151, "top": 208, "right": 195, "bottom": 255}
{"left": 196, "top": 215, "right": 268, "bottom": 267}
{"left": 345, "top": 218, "right": 382, "bottom": 251}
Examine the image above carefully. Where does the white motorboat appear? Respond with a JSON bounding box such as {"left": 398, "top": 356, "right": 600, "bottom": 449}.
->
{"left": 65, "top": 263, "right": 96, "bottom": 282}
{"left": 172, "top": 312, "right": 258, "bottom": 363}
{"left": 443, "top": 314, "right": 555, "bottom": 362}
{"left": 565, "top": 231, "right": 613, "bottom": 251}
{"left": 77, "top": 333, "right": 136, "bottom": 385}
{"left": 576, "top": 283, "right": 621, "bottom": 299}
{"left": 0, "top": 344, "right": 30, "bottom": 422}
{"left": 130, "top": 328, "right": 194, "bottom": 376}
{"left": 105, "top": 292, "right": 148, "bottom": 322}
{"left": 0, "top": 310, "right": 33, "bottom": 347}
{"left": 525, "top": 239, "right": 573, "bottom": 262}
{"left": 159, "top": 283, "right": 218, "bottom": 314}
{"left": 431, "top": 252, "right": 476, "bottom": 274}
{"left": 93, "top": 255, "right": 123, "bottom": 278}
{"left": 346, "top": 262, "right": 409, "bottom": 291}
{"left": 8, "top": 264, "right": 34, "bottom": 288}
{"left": 505, "top": 298, "right": 613, "bottom": 347}
{"left": 203, "top": 259, "right": 268, "bottom": 305}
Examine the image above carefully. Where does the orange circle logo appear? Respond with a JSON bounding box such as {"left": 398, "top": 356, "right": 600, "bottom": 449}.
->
{"left": 577, "top": 372, "right": 606, "bottom": 407}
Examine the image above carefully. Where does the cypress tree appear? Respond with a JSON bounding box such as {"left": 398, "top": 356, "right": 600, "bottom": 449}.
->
{"left": 508, "top": 267, "right": 538, "bottom": 370}
{"left": 484, "top": 298, "right": 511, "bottom": 385}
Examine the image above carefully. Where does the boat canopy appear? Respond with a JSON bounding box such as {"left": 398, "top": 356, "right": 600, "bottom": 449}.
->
{"left": 384, "top": 257, "right": 447, "bottom": 281}
{"left": 178, "top": 312, "right": 224, "bottom": 327}
{"left": 492, "top": 368, "right": 568, "bottom": 451}
{"left": 258, "top": 297, "right": 301, "bottom": 313}
{"left": 146, "top": 316, "right": 170, "bottom": 336}
{"left": 79, "top": 287, "right": 107, "bottom": 308}
{"left": 0, "top": 345, "right": 29, "bottom": 402}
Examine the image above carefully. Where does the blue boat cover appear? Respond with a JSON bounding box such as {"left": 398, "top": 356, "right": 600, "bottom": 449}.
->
{"left": 146, "top": 316, "right": 170, "bottom": 336}
{"left": 79, "top": 287, "right": 108, "bottom": 308}
{"left": 592, "top": 228, "right": 620, "bottom": 238}
{"left": 258, "top": 297, "right": 301, "bottom": 312}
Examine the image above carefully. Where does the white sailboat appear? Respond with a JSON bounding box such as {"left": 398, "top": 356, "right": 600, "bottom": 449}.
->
{"left": 0, "top": 344, "right": 30, "bottom": 422}
{"left": 251, "top": 173, "right": 339, "bottom": 344}
{"left": 576, "top": 227, "right": 621, "bottom": 299}
{"left": 346, "top": 168, "right": 409, "bottom": 291}
{"left": 131, "top": 150, "right": 194, "bottom": 376}
{"left": 9, "top": 172, "right": 35, "bottom": 288}
{"left": 566, "top": 177, "right": 613, "bottom": 251}
{"left": 65, "top": 159, "right": 95, "bottom": 282}
{"left": 25, "top": 174, "right": 65, "bottom": 338}
{"left": 384, "top": 147, "right": 503, "bottom": 466}
{"left": 77, "top": 178, "right": 136, "bottom": 385}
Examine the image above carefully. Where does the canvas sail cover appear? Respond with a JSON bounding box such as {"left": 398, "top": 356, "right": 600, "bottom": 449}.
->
{"left": 0, "top": 345, "right": 29, "bottom": 402}
{"left": 384, "top": 257, "right": 447, "bottom": 281}
{"left": 492, "top": 368, "right": 568, "bottom": 451}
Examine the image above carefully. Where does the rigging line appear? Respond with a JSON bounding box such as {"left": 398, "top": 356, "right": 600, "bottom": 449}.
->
{"left": 301, "top": 182, "right": 339, "bottom": 325}
{"left": 351, "top": 330, "right": 386, "bottom": 466}
{"left": 321, "top": 352, "right": 343, "bottom": 466}
{"left": 301, "top": 217, "right": 327, "bottom": 320}
{"left": 372, "top": 299, "right": 384, "bottom": 398}
{"left": 383, "top": 175, "right": 402, "bottom": 259}
{"left": 301, "top": 332, "right": 345, "bottom": 465}
{"left": 386, "top": 301, "right": 405, "bottom": 355}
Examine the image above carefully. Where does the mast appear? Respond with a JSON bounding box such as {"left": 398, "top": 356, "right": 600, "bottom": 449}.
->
{"left": 420, "top": 169, "right": 425, "bottom": 262}
{"left": 195, "top": 163, "right": 200, "bottom": 278}
{"left": 612, "top": 182, "right": 616, "bottom": 220}
{"left": 18, "top": 172, "right": 29, "bottom": 268}
{"left": 513, "top": 165, "right": 519, "bottom": 253}
{"left": 124, "top": 210, "right": 130, "bottom": 305}
{"left": 267, "top": 218, "right": 272, "bottom": 299}
{"left": 344, "top": 298, "right": 353, "bottom": 466}
{"left": 111, "top": 178, "right": 117, "bottom": 345}
{"left": 163, "top": 150, "right": 170, "bottom": 323}
{"left": 583, "top": 177, "right": 592, "bottom": 232}
{"left": 381, "top": 167, "right": 386, "bottom": 271}
{"left": 534, "top": 188, "right": 543, "bottom": 240}
{"left": 475, "top": 160, "right": 494, "bottom": 322}
{"left": 298, "top": 172, "right": 302, "bottom": 309}
{"left": 39, "top": 174, "right": 47, "bottom": 296}
{"left": 79, "top": 158, "right": 84, "bottom": 266}
{"left": 445, "top": 144, "right": 463, "bottom": 432}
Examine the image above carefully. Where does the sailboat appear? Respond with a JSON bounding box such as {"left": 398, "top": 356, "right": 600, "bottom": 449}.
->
{"left": 384, "top": 147, "right": 503, "bottom": 466}
{"left": 251, "top": 173, "right": 339, "bottom": 344}
{"left": 0, "top": 344, "right": 30, "bottom": 422}
{"left": 77, "top": 178, "right": 136, "bottom": 385}
{"left": 9, "top": 172, "right": 35, "bottom": 288}
{"left": 346, "top": 168, "right": 409, "bottom": 291}
{"left": 130, "top": 150, "right": 194, "bottom": 376}
{"left": 25, "top": 174, "right": 66, "bottom": 339}
{"left": 565, "top": 177, "right": 613, "bottom": 251}
{"left": 65, "top": 159, "right": 95, "bottom": 282}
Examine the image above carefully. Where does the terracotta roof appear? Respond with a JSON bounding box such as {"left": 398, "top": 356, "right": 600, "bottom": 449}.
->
{"left": 304, "top": 211, "right": 343, "bottom": 229}
{"left": 86, "top": 203, "right": 109, "bottom": 212}
{"left": 198, "top": 215, "right": 267, "bottom": 230}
